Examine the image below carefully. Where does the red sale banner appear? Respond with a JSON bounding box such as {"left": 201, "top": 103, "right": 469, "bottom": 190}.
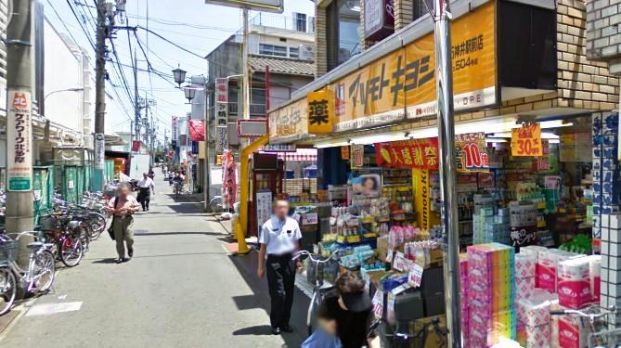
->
{"left": 455, "top": 132, "right": 489, "bottom": 173}
{"left": 374, "top": 138, "right": 439, "bottom": 170}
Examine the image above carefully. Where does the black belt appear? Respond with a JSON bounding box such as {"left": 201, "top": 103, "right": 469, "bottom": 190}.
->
{"left": 267, "top": 253, "right": 293, "bottom": 259}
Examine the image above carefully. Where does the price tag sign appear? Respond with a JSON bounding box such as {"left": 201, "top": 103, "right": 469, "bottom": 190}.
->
{"left": 408, "top": 263, "right": 424, "bottom": 287}
{"left": 301, "top": 213, "right": 318, "bottom": 225}
{"left": 392, "top": 252, "right": 408, "bottom": 272}
{"left": 455, "top": 132, "right": 489, "bottom": 173}
{"left": 512, "top": 123, "right": 543, "bottom": 157}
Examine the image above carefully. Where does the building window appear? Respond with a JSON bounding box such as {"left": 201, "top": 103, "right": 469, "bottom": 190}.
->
{"left": 327, "top": 0, "right": 361, "bottom": 71}
{"left": 413, "top": 0, "right": 428, "bottom": 21}
{"left": 259, "top": 44, "right": 288, "bottom": 57}
{"left": 289, "top": 47, "right": 299, "bottom": 59}
{"left": 293, "top": 12, "right": 307, "bottom": 32}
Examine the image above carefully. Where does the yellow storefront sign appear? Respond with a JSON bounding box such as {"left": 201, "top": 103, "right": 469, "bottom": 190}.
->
{"left": 331, "top": 1, "right": 496, "bottom": 131}
{"left": 268, "top": 98, "right": 308, "bottom": 144}
{"left": 413, "top": 169, "right": 432, "bottom": 231}
{"left": 307, "top": 89, "right": 335, "bottom": 134}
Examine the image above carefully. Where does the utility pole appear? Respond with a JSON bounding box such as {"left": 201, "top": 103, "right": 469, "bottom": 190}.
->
{"left": 6, "top": 0, "right": 34, "bottom": 266}
{"left": 242, "top": 8, "right": 250, "bottom": 121}
{"left": 433, "top": 0, "right": 461, "bottom": 346}
{"left": 93, "top": 0, "right": 107, "bottom": 191}
{"left": 133, "top": 48, "right": 140, "bottom": 143}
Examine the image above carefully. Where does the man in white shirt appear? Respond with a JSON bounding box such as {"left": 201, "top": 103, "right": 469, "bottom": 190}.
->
{"left": 257, "top": 199, "right": 302, "bottom": 335}
{"left": 137, "top": 173, "right": 155, "bottom": 211}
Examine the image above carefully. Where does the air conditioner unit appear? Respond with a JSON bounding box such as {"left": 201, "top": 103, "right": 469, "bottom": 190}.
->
{"left": 299, "top": 44, "right": 313, "bottom": 61}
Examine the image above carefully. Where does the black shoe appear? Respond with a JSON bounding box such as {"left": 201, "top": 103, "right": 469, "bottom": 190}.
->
{"left": 115, "top": 258, "right": 123, "bottom": 264}
{"left": 122, "top": 257, "right": 130, "bottom": 262}
{"left": 280, "top": 325, "right": 293, "bottom": 333}
{"left": 271, "top": 327, "right": 281, "bottom": 335}
{"left": 128, "top": 248, "right": 134, "bottom": 258}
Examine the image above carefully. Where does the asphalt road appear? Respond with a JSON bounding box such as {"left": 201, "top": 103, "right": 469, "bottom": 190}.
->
{"left": 0, "top": 178, "right": 308, "bottom": 348}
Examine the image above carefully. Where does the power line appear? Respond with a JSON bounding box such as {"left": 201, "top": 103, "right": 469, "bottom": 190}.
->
{"left": 136, "top": 25, "right": 205, "bottom": 59}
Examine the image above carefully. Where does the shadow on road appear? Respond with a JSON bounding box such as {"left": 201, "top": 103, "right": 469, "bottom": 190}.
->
{"left": 232, "top": 325, "right": 274, "bottom": 336}
{"left": 227, "top": 250, "right": 309, "bottom": 348}
{"left": 92, "top": 258, "right": 118, "bottom": 264}
{"left": 134, "top": 231, "right": 226, "bottom": 237}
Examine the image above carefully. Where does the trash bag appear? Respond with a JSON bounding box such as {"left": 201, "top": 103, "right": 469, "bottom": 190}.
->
{"left": 301, "top": 328, "right": 343, "bottom": 348}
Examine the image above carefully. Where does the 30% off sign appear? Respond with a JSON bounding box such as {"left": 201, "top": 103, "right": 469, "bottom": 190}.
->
{"left": 511, "top": 123, "right": 543, "bottom": 157}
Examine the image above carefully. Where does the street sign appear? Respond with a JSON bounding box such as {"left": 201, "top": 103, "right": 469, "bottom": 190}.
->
{"left": 7, "top": 90, "right": 32, "bottom": 191}
{"left": 205, "top": 0, "right": 283, "bottom": 13}
{"left": 237, "top": 118, "right": 267, "bottom": 138}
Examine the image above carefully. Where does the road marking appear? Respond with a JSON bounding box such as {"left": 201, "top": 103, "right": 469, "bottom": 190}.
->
{"left": 25, "top": 302, "right": 82, "bottom": 317}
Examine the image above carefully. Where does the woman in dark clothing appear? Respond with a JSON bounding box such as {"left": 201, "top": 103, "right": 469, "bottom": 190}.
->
{"left": 317, "top": 271, "right": 373, "bottom": 348}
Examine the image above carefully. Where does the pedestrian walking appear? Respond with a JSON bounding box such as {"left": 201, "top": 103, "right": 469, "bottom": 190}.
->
{"left": 257, "top": 199, "right": 302, "bottom": 335}
{"left": 137, "top": 172, "right": 155, "bottom": 211}
{"left": 107, "top": 183, "right": 140, "bottom": 263}
{"left": 168, "top": 171, "right": 174, "bottom": 186}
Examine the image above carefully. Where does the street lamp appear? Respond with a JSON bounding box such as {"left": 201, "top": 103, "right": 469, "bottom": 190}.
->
{"left": 183, "top": 86, "right": 196, "bottom": 102}
{"left": 44, "top": 87, "right": 84, "bottom": 102}
{"left": 172, "top": 66, "right": 187, "bottom": 87}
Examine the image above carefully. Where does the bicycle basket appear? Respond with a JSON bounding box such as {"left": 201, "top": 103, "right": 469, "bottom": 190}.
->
{"left": 0, "top": 239, "right": 18, "bottom": 262}
{"left": 39, "top": 215, "right": 59, "bottom": 231}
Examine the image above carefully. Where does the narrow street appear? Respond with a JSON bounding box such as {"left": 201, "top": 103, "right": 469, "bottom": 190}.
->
{"left": 0, "top": 179, "right": 308, "bottom": 348}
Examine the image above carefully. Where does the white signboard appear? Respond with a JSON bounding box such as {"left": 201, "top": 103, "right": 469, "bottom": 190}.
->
{"left": 215, "top": 126, "right": 228, "bottom": 153}
{"left": 171, "top": 116, "right": 179, "bottom": 143}
{"left": 94, "top": 133, "right": 105, "bottom": 170}
{"left": 7, "top": 90, "right": 32, "bottom": 191}
{"left": 215, "top": 78, "right": 229, "bottom": 154}
{"left": 205, "top": 0, "right": 283, "bottom": 13}
{"left": 256, "top": 190, "right": 273, "bottom": 235}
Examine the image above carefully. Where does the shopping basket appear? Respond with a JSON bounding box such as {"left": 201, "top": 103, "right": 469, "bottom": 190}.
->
{"left": 0, "top": 239, "right": 18, "bottom": 263}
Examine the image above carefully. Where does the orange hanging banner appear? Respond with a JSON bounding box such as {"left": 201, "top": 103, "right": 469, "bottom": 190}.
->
{"left": 511, "top": 123, "right": 543, "bottom": 157}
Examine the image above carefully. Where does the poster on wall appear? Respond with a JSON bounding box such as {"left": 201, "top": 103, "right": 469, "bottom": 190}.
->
{"left": 7, "top": 90, "right": 32, "bottom": 191}
{"left": 222, "top": 150, "right": 237, "bottom": 209}
{"left": 374, "top": 138, "right": 439, "bottom": 169}
{"left": 256, "top": 190, "right": 273, "bottom": 236}
{"left": 351, "top": 144, "right": 365, "bottom": 168}
{"left": 352, "top": 174, "right": 381, "bottom": 197}
{"left": 455, "top": 132, "right": 489, "bottom": 173}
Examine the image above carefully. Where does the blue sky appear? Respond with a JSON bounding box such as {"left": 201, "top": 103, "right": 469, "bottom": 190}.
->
{"left": 45, "top": 0, "right": 315, "bottom": 141}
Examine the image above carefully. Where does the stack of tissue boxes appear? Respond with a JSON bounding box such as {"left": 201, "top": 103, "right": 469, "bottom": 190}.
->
{"left": 467, "top": 243, "right": 517, "bottom": 346}
{"left": 460, "top": 255, "right": 470, "bottom": 347}
{"left": 516, "top": 289, "right": 558, "bottom": 348}
{"left": 515, "top": 253, "right": 536, "bottom": 302}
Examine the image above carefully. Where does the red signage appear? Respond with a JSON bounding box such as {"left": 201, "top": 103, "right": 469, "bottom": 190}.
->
{"left": 189, "top": 120, "right": 205, "bottom": 141}
{"left": 131, "top": 140, "right": 141, "bottom": 152}
{"left": 455, "top": 132, "right": 489, "bottom": 173}
{"left": 374, "top": 138, "right": 439, "bottom": 169}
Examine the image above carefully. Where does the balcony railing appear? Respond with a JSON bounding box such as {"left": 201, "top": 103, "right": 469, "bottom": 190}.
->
{"left": 227, "top": 103, "right": 266, "bottom": 117}
{"left": 249, "top": 13, "right": 315, "bottom": 34}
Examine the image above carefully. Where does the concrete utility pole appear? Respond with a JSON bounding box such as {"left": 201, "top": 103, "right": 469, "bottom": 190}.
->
{"left": 432, "top": 0, "right": 462, "bottom": 346}
{"left": 242, "top": 8, "right": 250, "bottom": 121}
{"left": 133, "top": 49, "right": 140, "bottom": 143}
{"left": 93, "top": 0, "right": 106, "bottom": 191}
{"left": 6, "top": 0, "right": 34, "bottom": 265}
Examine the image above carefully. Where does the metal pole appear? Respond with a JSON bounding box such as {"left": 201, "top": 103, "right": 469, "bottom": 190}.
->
{"left": 204, "top": 86, "right": 211, "bottom": 211}
{"left": 93, "top": 0, "right": 106, "bottom": 191}
{"left": 433, "top": 0, "right": 461, "bottom": 347}
{"left": 6, "top": 0, "right": 34, "bottom": 268}
{"left": 242, "top": 7, "right": 250, "bottom": 121}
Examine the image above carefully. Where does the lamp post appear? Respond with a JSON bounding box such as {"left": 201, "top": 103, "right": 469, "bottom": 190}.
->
{"left": 172, "top": 67, "right": 212, "bottom": 209}
{"left": 44, "top": 87, "right": 84, "bottom": 102}
{"left": 172, "top": 66, "right": 187, "bottom": 87}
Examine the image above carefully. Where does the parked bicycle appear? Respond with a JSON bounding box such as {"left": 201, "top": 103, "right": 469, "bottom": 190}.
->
{"left": 551, "top": 305, "right": 620, "bottom": 348}
{"left": 38, "top": 212, "right": 84, "bottom": 267}
{"left": 0, "top": 231, "right": 56, "bottom": 316}
{"left": 292, "top": 249, "right": 340, "bottom": 336}
{"left": 368, "top": 316, "right": 448, "bottom": 348}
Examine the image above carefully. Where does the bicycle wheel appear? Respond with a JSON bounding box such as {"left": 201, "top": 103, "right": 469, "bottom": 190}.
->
{"left": 60, "top": 237, "right": 83, "bottom": 267}
{"left": 0, "top": 267, "right": 16, "bottom": 316}
{"left": 88, "top": 214, "right": 106, "bottom": 240}
{"left": 33, "top": 250, "right": 55, "bottom": 293}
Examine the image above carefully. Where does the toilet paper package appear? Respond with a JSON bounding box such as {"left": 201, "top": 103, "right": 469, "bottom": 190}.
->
{"left": 557, "top": 257, "right": 592, "bottom": 309}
